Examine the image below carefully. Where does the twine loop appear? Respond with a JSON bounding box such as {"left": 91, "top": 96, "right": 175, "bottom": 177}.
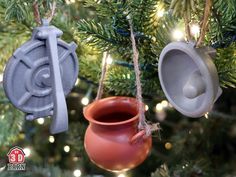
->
{"left": 195, "top": 0, "right": 213, "bottom": 47}
{"left": 33, "top": 0, "right": 57, "bottom": 25}
{"left": 183, "top": 0, "right": 213, "bottom": 47}
{"left": 95, "top": 15, "right": 160, "bottom": 137}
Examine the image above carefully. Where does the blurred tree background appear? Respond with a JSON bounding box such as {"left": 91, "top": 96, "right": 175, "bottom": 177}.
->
{"left": 0, "top": 0, "right": 236, "bottom": 177}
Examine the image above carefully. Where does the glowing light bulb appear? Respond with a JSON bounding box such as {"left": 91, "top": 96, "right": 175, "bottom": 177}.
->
{"left": 73, "top": 169, "right": 82, "bottom": 177}
{"left": 118, "top": 174, "right": 126, "bottom": 177}
{"left": 0, "top": 115, "right": 5, "bottom": 120}
{"left": 64, "top": 145, "right": 70, "bottom": 153}
{"left": 165, "top": 142, "right": 172, "bottom": 150}
{"left": 161, "top": 100, "right": 169, "bottom": 108}
{"left": 204, "top": 112, "right": 209, "bottom": 119}
{"left": 0, "top": 73, "right": 3, "bottom": 82}
{"left": 0, "top": 165, "right": 5, "bottom": 172}
{"left": 172, "top": 29, "right": 184, "bottom": 41}
{"left": 107, "top": 55, "right": 113, "bottom": 65}
{"left": 127, "top": 74, "right": 131, "bottom": 79}
{"left": 191, "top": 24, "right": 200, "bottom": 36}
{"left": 156, "top": 9, "right": 165, "bottom": 17}
{"left": 37, "top": 118, "right": 44, "bottom": 125}
{"left": 81, "top": 97, "right": 89, "bottom": 106}
{"left": 75, "top": 78, "right": 80, "bottom": 85}
{"left": 73, "top": 157, "right": 79, "bottom": 161}
{"left": 145, "top": 105, "right": 149, "bottom": 111}
{"left": 70, "top": 110, "right": 76, "bottom": 115}
{"left": 48, "top": 136, "right": 55, "bottom": 143}
{"left": 65, "top": 0, "right": 75, "bottom": 4}
{"left": 23, "top": 147, "right": 31, "bottom": 157}
{"left": 156, "top": 103, "right": 163, "bottom": 112}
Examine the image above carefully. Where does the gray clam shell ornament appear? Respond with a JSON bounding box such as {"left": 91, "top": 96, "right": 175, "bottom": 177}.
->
{"left": 158, "top": 41, "right": 222, "bottom": 117}
{"left": 3, "top": 19, "right": 78, "bottom": 133}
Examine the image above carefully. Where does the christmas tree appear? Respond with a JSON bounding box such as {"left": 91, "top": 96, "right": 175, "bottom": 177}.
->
{"left": 0, "top": 0, "right": 236, "bottom": 176}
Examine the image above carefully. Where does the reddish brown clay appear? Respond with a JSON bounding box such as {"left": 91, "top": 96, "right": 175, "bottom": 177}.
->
{"left": 83, "top": 96, "right": 152, "bottom": 172}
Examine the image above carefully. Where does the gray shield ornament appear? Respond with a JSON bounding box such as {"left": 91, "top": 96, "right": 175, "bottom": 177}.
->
{"left": 3, "top": 19, "right": 78, "bottom": 134}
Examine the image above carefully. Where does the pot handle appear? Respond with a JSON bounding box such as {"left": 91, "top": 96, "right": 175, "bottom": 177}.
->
{"left": 130, "top": 130, "right": 146, "bottom": 144}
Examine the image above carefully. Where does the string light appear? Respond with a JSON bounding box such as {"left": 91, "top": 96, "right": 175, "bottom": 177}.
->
{"left": 165, "top": 142, "right": 172, "bottom": 150}
{"left": 127, "top": 73, "right": 131, "bottom": 79}
{"left": 155, "top": 2, "right": 165, "bottom": 19}
{"left": 81, "top": 97, "right": 89, "bottom": 106}
{"left": 156, "top": 103, "right": 163, "bottom": 112}
{"left": 145, "top": 105, "right": 149, "bottom": 111}
{"left": 48, "top": 136, "right": 55, "bottom": 143}
{"left": 156, "top": 9, "right": 165, "bottom": 17}
{"left": 107, "top": 55, "right": 113, "bottom": 65}
{"left": 70, "top": 110, "right": 76, "bottom": 115}
{"left": 65, "top": 0, "right": 75, "bottom": 4}
{"left": 75, "top": 78, "right": 80, "bottom": 85}
{"left": 73, "top": 157, "right": 79, "bottom": 162}
{"left": 81, "top": 85, "right": 93, "bottom": 106}
{"left": 118, "top": 174, "right": 126, "bottom": 177}
{"left": 204, "top": 112, "right": 209, "bottom": 119}
{"left": 172, "top": 29, "right": 184, "bottom": 41}
{"left": 0, "top": 73, "right": 3, "bottom": 82}
{"left": 102, "top": 52, "right": 113, "bottom": 66}
{"left": 155, "top": 109, "right": 166, "bottom": 121}
{"left": 0, "top": 115, "right": 5, "bottom": 120}
{"left": 64, "top": 145, "right": 70, "bottom": 153}
{"left": 0, "top": 165, "right": 5, "bottom": 172}
{"left": 73, "top": 169, "right": 82, "bottom": 177}
{"left": 161, "top": 100, "right": 169, "bottom": 108}
{"left": 191, "top": 24, "right": 200, "bottom": 37}
{"left": 86, "top": 36, "right": 93, "bottom": 42}
{"left": 23, "top": 147, "right": 31, "bottom": 157}
{"left": 37, "top": 118, "right": 44, "bottom": 125}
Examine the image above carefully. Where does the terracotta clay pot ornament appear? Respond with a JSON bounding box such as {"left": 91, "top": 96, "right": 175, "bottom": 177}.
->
{"left": 83, "top": 96, "right": 152, "bottom": 172}
{"left": 83, "top": 18, "right": 155, "bottom": 172}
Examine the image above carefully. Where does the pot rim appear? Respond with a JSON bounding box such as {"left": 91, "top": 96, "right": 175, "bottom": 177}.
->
{"left": 83, "top": 96, "right": 140, "bottom": 126}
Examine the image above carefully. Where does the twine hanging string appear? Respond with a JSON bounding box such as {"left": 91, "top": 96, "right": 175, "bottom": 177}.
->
{"left": 96, "top": 52, "right": 109, "bottom": 100}
{"left": 33, "top": 1, "right": 41, "bottom": 25}
{"left": 47, "top": 1, "right": 57, "bottom": 22}
{"left": 33, "top": 0, "right": 57, "bottom": 25}
{"left": 184, "top": 14, "right": 191, "bottom": 41}
{"left": 196, "top": 0, "right": 213, "bottom": 47}
{"left": 94, "top": 16, "right": 160, "bottom": 136}
{"left": 128, "top": 16, "right": 160, "bottom": 136}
